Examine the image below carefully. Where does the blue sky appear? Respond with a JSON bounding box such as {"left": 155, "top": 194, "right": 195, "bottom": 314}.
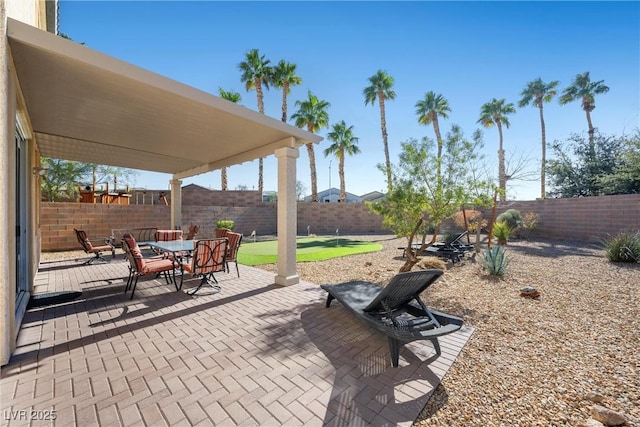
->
{"left": 59, "top": 1, "right": 639, "bottom": 200}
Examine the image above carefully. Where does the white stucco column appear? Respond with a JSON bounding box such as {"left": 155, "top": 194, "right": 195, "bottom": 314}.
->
{"left": 274, "top": 145, "right": 299, "bottom": 286}
{"left": 170, "top": 178, "right": 182, "bottom": 230}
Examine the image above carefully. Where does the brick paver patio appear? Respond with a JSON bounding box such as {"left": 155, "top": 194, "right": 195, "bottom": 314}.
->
{"left": 1, "top": 253, "right": 472, "bottom": 426}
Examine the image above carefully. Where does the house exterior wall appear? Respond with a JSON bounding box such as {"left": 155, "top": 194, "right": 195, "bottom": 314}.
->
{"left": 1, "top": 0, "right": 51, "bottom": 365}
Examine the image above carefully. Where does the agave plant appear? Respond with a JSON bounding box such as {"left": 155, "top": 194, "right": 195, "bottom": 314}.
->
{"left": 483, "top": 245, "right": 511, "bottom": 276}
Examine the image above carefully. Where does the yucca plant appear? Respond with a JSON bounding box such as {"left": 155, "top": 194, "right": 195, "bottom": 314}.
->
{"left": 483, "top": 245, "right": 511, "bottom": 276}
{"left": 604, "top": 231, "right": 640, "bottom": 263}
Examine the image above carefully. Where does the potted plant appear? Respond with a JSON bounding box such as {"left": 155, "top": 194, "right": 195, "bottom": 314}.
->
{"left": 215, "top": 220, "right": 235, "bottom": 237}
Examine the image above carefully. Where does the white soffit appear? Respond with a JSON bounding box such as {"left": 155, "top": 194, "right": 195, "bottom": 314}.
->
{"left": 7, "top": 18, "right": 322, "bottom": 178}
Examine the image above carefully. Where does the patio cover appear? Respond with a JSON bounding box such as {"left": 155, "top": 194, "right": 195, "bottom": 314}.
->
{"left": 6, "top": 17, "right": 321, "bottom": 177}
{"left": 6, "top": 17, "right": 321, "bottom": 286}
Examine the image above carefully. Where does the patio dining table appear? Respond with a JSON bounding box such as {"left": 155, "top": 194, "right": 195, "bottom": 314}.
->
{"left": 146, "top": 239, "right": 196, "bottom": 260}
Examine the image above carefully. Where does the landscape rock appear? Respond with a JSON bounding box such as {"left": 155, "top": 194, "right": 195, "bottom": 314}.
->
{"left": 585, "top": 391, "right": 606, "bottom": 403}
{"left": 591, "top": 405, "right": 627, "bottom": 426}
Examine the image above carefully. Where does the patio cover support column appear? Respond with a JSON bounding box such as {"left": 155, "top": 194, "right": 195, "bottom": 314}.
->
{"left": 274, "top": 145, "right": 299, "bottom": 286}
{"left": 170, "top": 178, "right": 182, "bottom": 230}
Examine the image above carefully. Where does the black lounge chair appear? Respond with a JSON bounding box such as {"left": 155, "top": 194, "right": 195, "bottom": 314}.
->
{"left": 321, "top": 270, "right": 463, "bottom": 367}
{"left": 426, "top": 231, "right": 474, "bottom": 263}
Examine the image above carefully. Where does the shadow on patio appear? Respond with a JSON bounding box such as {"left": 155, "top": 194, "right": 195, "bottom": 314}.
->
{"left": 1, "top": 256, "right": 472, "bottom": 426}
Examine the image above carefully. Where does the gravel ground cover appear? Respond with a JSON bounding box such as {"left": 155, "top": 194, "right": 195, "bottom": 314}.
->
{"left": 41, "top": 235, "right": 640, "bottom": 426}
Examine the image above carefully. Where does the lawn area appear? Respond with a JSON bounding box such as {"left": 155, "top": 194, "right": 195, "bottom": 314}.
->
{"left": 237, "top": 236, "right": 383, "bottom": 266}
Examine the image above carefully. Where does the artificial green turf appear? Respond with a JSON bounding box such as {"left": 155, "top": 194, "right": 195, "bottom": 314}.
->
{"left": 237, "top": 237, "right": 382, "bottom": 266}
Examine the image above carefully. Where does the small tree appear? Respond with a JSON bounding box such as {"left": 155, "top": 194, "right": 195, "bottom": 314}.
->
{"left": 40, "top": 158, "right": 91, "bottom": 202}
{"left": 547, "top": 132, "right": 635, "bottom": 197}
{"left": 368, "top": 125, "right": 491, "bottom": 271}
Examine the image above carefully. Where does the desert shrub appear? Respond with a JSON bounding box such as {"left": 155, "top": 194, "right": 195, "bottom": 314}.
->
{"left": 454, "top": 209, "right": 487, "bottom": 233}
{"left": 604, "top": 231, "right": 640, "bottom": 262}
{"left": 496, "top": 209, "right": 522, "bottom": 230}
{"left": 492, "top": 221, "right": 512, "bottom": 245}
{"left": 415, "top": 257, "right": 447, "bottom": 271}
{"left": 215, "top": 219, "right": 235, "bottom": 230}
{"left": 483, "top": 245, "right": 511, "bottom": 276}
{"left": 520, "top": 212, "right": 540, "bottom": 239}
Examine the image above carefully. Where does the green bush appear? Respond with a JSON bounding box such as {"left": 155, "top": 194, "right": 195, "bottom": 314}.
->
{"left": 483, "top": 245, "right": 511, "bottom": 276}
{"left": 496, "top": 209, "right": 522, "bottom": 231}
{"left": 215, "top": 219, "right": 235, "bottom": 230}
{"left": 604, "top": 231, "right": 640, "bottom": 263}
{"left": 492, "top": 221, "right": 512, "bottom": 245}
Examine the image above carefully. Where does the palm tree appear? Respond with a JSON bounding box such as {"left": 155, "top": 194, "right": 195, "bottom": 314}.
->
{"left": 364, "top": 70, "right": 396, "bottom": 192}
{"left": 415, "top": 91, "right": 451, "bottom": 177}
{"left": 559, "top": 71, "right": 609, "bottom": 154}
{"left": 217, "top": 88, "right": 242, "bottom": 191}
{"left": 477, "top": 98, "right": 516, "bottom": 201}
{"left": 291, "top": 91, "right": 331, "bottom": 202}
{"left": 518, "top": 78, "right": 559, "bottom": 199}
{"left": 272, "top": 60, "right": 302, "bottom": 123}
{"left": 324, "top": 121, "right": 361, "bottom": 202}
{"left": 238, "top": 48, "right": 272, "bottom": 195}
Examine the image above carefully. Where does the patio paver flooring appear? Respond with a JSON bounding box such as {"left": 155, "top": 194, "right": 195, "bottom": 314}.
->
{"left": 1, "top": 254, "right": 473, "bottom": 426}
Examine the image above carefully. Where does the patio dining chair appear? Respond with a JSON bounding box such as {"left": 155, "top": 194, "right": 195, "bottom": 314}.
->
{"left": 74, "top": 228, "right": 115, "bottom": 265}
{"left": 185, "top": 224, "right": 200, "bottom": 240}
{"left": 179, "top": 238, "right": 228, "bottom": 295}
{"left": 122, "top": 233, "right": 179, "bottom": 300}
{"left": 153, "top": 229, "right": 184, "bottom": 257}
{"left": 224, "top": 231, "right": 243, "bottom": 277}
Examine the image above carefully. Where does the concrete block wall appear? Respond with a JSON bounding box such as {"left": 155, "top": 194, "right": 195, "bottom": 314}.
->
{"left": 41, "top": 203, "right": 171, "bottom": 251}
{"left": 182, "top": 187, "right": 263, "bottom": 207}
{"left": 182, "top": 204, "right": 278, "bottom": 239}
{"left": 40, "top": 194, "right": 639, "bottom": 251}
{"left": 297, "top": 203, "right": 386, "bottom": 235}
{"left": 484, "top": 194, "right": 640, "bottom": 242}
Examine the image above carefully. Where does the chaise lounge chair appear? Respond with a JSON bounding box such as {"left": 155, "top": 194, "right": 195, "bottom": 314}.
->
{"left": 425, "top": 231, "right": 474, "bottom": 263}
{"left": 321, "top": 270, "right": 463, "bottom": 367}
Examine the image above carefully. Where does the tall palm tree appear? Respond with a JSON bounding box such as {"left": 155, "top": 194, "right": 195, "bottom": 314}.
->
{"left": 415, "top": 91, "right": 451, "bottom": 177}
{"left": 238, "top": 48, "right": 272, "bottom": 195}
{"left": 291, "top": 91, "right": 330, "bottom": 202}
{"left": 363, "top": 70, "right": 396, "bottom": 192}
{"left": 272, "top": 60, "right": 302, "bottom": 123}
{"left": 477, "top": 98, "right": 516, "bottom": 201}
{"left": 324, "top": 121, "right": 361, "bottom": 203}
{"left": 559, "top": 71, "right": 609, "bottom": 154}
{"left": 217, "top": 88, "right": 242, "bottom": 191}
{"left": 518, "top": 78, "right": 559, "bottom": 199}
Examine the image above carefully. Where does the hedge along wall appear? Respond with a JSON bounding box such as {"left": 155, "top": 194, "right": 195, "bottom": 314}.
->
{"left": 483, "top": 194, "right": 640, "bottom": 242}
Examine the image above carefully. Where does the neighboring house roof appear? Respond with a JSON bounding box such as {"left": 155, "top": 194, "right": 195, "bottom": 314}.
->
{"left": 304, "top": 188, "right": 362, "bottom": 202}
{"left": 361, "top": 191, "right": 386, "bottom": 202}
{"left": 182, "top": 184, "right": 211, "bottom": 191}
{"left": 7, "top": 18, "right": 322, "bottom": 179}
